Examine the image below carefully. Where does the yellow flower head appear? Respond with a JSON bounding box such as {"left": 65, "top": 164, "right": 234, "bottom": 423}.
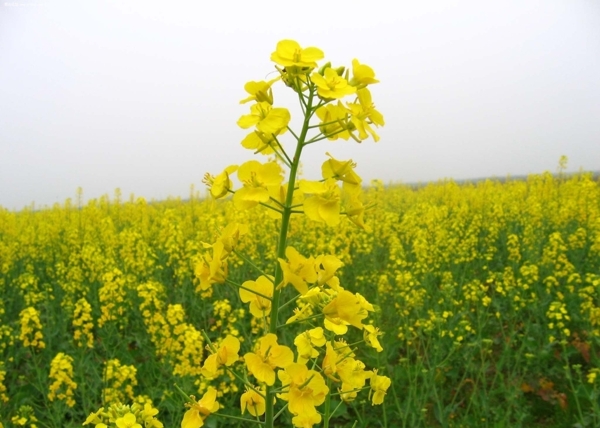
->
{"left": 344, "top": 195, "right": 370, "bottom": 231}
{"left": 195, "top": 240, "right": 228, "bottom": 291}
{"left": 202, "top": 335, "right": 241, "bottom": 378}
{"left": 323, "top": 290, "right": 369, "bottom": 331}
{"left": 244, "top": 334, "right": 294, "bottom": 386}
{"left": 315, "top": 102, "right": 351, "bottom": 140}
{"left": 83, "top": 407, "right": 105, "bottom": 425}
{"left": 237, "top": 102, "right": 291, "bottom": 136}
{"left": 299, "top": 179, "right": 342, "bottom": 227}
{"left": 203, "top": 165, "right": 238, "bottom": 199}
{"left": 314, "top": 254, "right": 344, "bottom": 287}
{"left": 292, "top": 412, "right": 322, "bottom": 428}
{"left": 322, "top": 153, "right": 362, "bottom": 195}
{"left": 271, "top": 39, "right": 324, "bottom": 70}
{"left": 115, "top": 413, "right": 141, "bottom": 428}
{"left": 240, "top": 78, "right": 279, "bottom": 105}
{"left": 369, "top": 370, "right": 391, "bottom": 405}
{"left": 277, "top": 363, "right": 329, "bottom": 423}
{"left": 346, "top": 88, "right": 385, "bottom": 142}
{"left": 363, "top": 324, "right": 383, "bottom": 352}
{"left": 240, "top": 388, "right": 266, "bottom": 417}
{"left": 294, "top": 327, "right": 326, "bottom": 363}
{"left": 233, "top": 160, "right": 284, "bottom": 210}
{"left": 239, "top": 275, "right": 274, "bottom": 318}
{"left": 181, "top": 387, "right": 219, "bottom": 428}
{"left": 217, "top": 222, "right": 248, "bottom": 254}
{"left": 350, "top": 59, "right": 379, "bottom": 87}
{"left": 278, "top": 246, "right": 318, "bottom": 295}
{"left": 311, "top": 67, "right": 356, "bottom": 100}
{"left": 241, "top": 130, "right": 278, "bottom": 155}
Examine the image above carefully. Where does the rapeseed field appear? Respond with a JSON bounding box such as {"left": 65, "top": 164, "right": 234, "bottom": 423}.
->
{"left": 0, "top": 172, "right": 599, "bottom": 427}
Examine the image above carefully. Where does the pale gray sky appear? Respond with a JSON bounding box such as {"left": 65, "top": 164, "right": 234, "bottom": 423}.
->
{"left": 1, "top": 0, "right": 599, "bottom": 210}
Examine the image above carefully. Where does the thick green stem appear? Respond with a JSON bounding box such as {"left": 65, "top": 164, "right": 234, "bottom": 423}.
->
{"left": 324, "top": 378, "right": 332, "bottom": 428}
{"left": 264, "top": 85, "right": 315, "bottom": 428}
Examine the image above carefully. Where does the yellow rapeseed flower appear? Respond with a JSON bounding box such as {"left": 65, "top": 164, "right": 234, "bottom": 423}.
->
{"left": 239, "top": 78, "right": 278, "bottom": 105}
{"left": 244, "top": 333, "right": 293, "bottom": 386}
{"left": 346, "top": 88, "right": 385, "bottom": 142}
{"left": 369, "top": 370, "right": 391, "bottom": 405}
{"left": 270, "top": 39, "right": 324, "bottom": 69}
{"left": 349, "top": 59, "right": 379, "bottom": 87}
{"left": 278, "top": 246, "right": 318, "bottom": 295}
{"left": 323, "top": 290, "right": 370, "bottom": 332}
{"left": 277, "top": 362, "right": 329, "bottom": 427}
{"left": 315, "top": 102, "right": 351, "bottom": 140}
{"left": 203, "top": 165, "right": 238, "bottom": 199}
{"left": 299, "top": 179, "right": 341, "bottom": 227}
{"left": 233, "top": 160, "right": 283, "bottom": 210}
{"left": 240, "top": 388, "right": 266, "bottom": 417}
{"left": 239, "top": 276, "right": 273, "bottom": 318}
{"left": 181, "top": 387, "right": 219, "bottom": 428}
{"left": 202, "top": 334, "right": 240, "bottom": 378}
{"left": 115, "top": 413, "right": 141, "bottom": 428}
{"left": 237, "top": 102, "right": 291, "bottom": 136}
{"left": 311, "top": 67, "right": 356, "bottom": 100}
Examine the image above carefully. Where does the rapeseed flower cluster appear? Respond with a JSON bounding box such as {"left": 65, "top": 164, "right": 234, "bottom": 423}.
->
{"left": 47, "top": 352, "right": 77, "bottom": 407}
{"left": 0, "top": 363, "right": 8, "bottom": 403}
{"left": 103, "top": 359, "right": 138, "bottom": 405}
{"left": 83, "top": 402, "right": 163, "bottom": 428}
{"left": 98, "top": 269, "right": 128, "bottom": 328}
{"left": 73, "top": 297, "right": 94, "bottom": 348}
{"left": 19, "top": 306, "right": 45, "bottom": 349}
{"left": 11, "top": 405, "right": 38, "bottom": 427}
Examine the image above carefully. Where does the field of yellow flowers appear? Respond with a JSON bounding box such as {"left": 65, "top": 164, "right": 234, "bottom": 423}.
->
{"left": 1, "top": 171, "right": 599, "bottom": 427}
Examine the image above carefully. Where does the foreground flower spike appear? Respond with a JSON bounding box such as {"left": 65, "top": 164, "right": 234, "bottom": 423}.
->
{"left": 193, "top": 38, "right": 387, "bottom": 428}
{"left": 182, "top": 387, "right": 219, "bottom": 428}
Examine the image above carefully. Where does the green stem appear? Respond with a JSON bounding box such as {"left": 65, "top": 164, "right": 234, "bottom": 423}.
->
{"left": 212, "top": 412, "right": 265, "bottom": 425}
{"left": 324, "top": 378, "right": 332, "bottom": 428}
{"left": 264, "top": 83, "right": 315, "bottom": 428}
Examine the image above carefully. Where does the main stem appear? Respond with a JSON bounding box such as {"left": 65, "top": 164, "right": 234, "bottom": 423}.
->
{"left": 264, "top": 85, "right": 314, "bottom": 428}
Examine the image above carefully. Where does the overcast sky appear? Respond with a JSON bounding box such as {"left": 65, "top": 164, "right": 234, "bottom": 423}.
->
{"left": 1, "top": 0, "right": 599, "bottom": 210}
